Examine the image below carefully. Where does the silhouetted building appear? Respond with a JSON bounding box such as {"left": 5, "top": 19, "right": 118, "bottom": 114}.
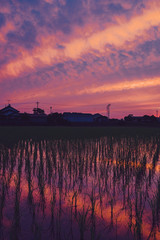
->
{"left": 48, "top": 112, "right": 68, "bottom": 125}
{"left": 124, "top": 114, "right": 142, "bottom": 122}
{"left": 63, "top": 112, "right": 94, "bottom": 123}
{"left": 93, "top": 113, "right": 108, "bottom": 123}
{"left": 62, "top": 112, "right": 108, "bottom": 124}
{"left": 0, "top": 104, "right": 19, "bottom": 118}
{"left": 124, "top": 114, "right": 157, "bottom": 123}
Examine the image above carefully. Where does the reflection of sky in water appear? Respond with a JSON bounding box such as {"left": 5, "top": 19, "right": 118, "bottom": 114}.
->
{"left": 0, "top": 135, "right": 160, "bottom": 240}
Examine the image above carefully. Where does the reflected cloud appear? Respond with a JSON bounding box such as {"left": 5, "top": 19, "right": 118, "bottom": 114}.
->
{"left": 0, "top": 133, "right": 160, "bottom": 239}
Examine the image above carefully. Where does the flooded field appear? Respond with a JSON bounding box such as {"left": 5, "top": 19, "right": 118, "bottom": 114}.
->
{"left": 0, "top": 127, "right": 160, "bottom": 240}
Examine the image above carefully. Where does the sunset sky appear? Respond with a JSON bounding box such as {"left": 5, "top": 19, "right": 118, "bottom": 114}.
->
{"left": 0, "top": 0, "right": 160, "bottom": 118}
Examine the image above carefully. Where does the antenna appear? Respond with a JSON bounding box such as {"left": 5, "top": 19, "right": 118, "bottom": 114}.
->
{"left": 7, "top": 99, "right": 11, "bottom": 106}
{"left": 156, "top": 110, "right": 158, "bottom": 118}
{"left": 50, "top": 106, "right": 52, "bottom": 114}
{"left": 36, "top": 101, "right": 39, "bottom": 109}
{"left": 107, "top": 104, "right": 111, "bottom": 119}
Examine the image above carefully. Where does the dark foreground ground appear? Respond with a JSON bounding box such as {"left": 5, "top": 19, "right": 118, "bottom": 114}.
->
{"left": 1, "top": 125, "right": 160, "bottom": 136}
{"left": 0, "top": 125, "right": 160, "bottom": 147}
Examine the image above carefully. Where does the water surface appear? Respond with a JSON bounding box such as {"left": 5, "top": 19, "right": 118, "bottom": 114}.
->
{"left": 0, "top": 127, "right": 160, "bottom": 240}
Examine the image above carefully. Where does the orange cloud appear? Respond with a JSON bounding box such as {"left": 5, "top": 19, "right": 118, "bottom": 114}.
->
{"left": 0, "top": 21, "right": 15, "bottom": 43}
{"left": 64, "top": 4, "right": 160, "bottom": 57}
{"left": 1, "top": 3, "right": 160, "bottom": 78}
{"left": 77, "top": 77, "right": 160, "bottom": 95}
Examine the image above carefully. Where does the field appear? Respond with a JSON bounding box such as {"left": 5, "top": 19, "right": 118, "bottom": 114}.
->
{"left": 0, "top": 126, "right": 160, "bottom": 142}
{"left": 0, "top": 126, "right": 160, "bottom": 239}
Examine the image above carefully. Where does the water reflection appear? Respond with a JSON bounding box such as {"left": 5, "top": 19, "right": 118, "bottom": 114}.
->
{"left": 0, "top": 135, "right": 160, "bottom": 239}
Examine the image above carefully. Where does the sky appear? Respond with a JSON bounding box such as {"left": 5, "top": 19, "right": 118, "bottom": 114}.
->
{"left": 0, "top": 0, "right": 160, "bottom": 118}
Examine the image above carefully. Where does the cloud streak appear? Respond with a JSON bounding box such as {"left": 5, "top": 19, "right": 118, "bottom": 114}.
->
{"left": 77, "top": 77, "right": 160, "bottom": 95}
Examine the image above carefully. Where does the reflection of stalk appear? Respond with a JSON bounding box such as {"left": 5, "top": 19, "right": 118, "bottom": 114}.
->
{"left": 98, "top": 177, "right": 103, "bottom": 218}
{"left": 134, "top": 186, "right": 147, "bottom": 240}
{"left": 110, "top": 198, "right": 114, "bottom": 228}
{"left": 146, "top": 178, "right": 160, "bottom": 239}
{"left": 127, "top": 197, "right": 133, "bottom": 234}
{"left": 148, "top": 199, "right": 156, "bottom": 240}
{"left": 46, "top": 141, "right": 53, "bottom": 184}
{"left": 9, "top": 145, "right": 18, "bottom": 182}
{"left": 88, "top": 186, "right": 97, "bottom": 240}
{"left": 25, "top": 149, "right": 33, "bottom": 205}
{"left": 156, "top": 179, "right": 160, "bottom": 231}
{"left": 33, "top": 142, "right": 37, "bottom": 175}
{"left": 2, "top": 147, "right": 8, "bottom": 176}
{"left": 11, "top": 172, "right": 22, "bottom": 240}
{"left": 56, "top": 187, "right": 62, "bottom": 240}
{"left": 0, "top": 179, "right": 6, "bottom": 239}
{"left": 38, "top": 161, "right": 46, "bottom": 215}
{"left": 76, "top": 205, "right": 89, "bottom": 240}
{"left": 70, "top": 191, "right": 78, "bottom": 240}
{"left": 49, "top": 187, "right": 56, "bottom": 239}
{"left": 152, "top": 146, "right": 159, "bottom": 175}
{"left": 71, "top": 191, "right": 78, "bottom": 217}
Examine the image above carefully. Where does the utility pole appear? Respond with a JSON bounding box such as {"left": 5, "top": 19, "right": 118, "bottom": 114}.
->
{"left": 107, "top": 104, "right": 111, "bottom": 119}
{"left": 36, "top": 101, "right": 39, "bottom": 109}
{"left": 50, "top": 106, "right": 52, "bottom": 114}
{"left": 156, "top": 110, "right": 158, "bottom": 118}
